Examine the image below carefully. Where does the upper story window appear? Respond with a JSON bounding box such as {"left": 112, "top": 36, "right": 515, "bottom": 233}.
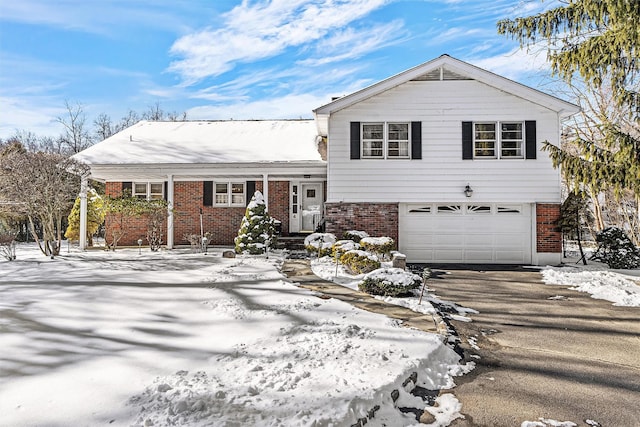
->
{"left": 474, "top": 122, "right": 523, "bottom": 159}
{"left": 362, "top": 122, "right": 410, "bottom": 159}
{"left": 133, "top": 182, "right": 164, "bottom": 200}
{"left": 215, "top": 182, "right": 245, "bottom": 206}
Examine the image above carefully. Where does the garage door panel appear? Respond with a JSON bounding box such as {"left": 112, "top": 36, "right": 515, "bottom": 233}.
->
{"left": 399, "top": 203, "right": 532, "bottom": 264}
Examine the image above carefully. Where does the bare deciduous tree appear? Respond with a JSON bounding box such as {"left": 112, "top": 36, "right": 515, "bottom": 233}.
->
{"left": 0, "top": 143, "right": 88, "bottom": 257}
{"left": 57, "top": 100, "right": 94, "bottom": 154}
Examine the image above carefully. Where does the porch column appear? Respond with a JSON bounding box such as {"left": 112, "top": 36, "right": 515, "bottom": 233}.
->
{"left": 262, "top": 173, "right": 269, "bottom": 210}
{"left": 167, "top": 174, "right": 174, "bottom": 249}
{"left": 79, "top": 175, "right": 88, "bottom": 250}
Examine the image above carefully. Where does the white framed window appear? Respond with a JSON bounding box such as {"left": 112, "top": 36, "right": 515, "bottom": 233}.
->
{"left": 500, "top": 122, "right": 523, "bottom": 158}
{"left": 474, "top": 121, "right": 524, "bottom": 159}
{"left": 362, "top": 122, "right": 410, "bottom": 159}
{"left": 133, "top": 182, "right": 164, "bottom": 200}
{"left": 215, "top": 182, "right": 245, "bottom": 206}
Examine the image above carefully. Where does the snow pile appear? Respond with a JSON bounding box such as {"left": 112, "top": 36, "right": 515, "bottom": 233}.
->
{"left": 0, "top": 244, "right": 465, "bottom": 427}
{"left": 422, "top": 393, "right": 465, "bottom": 426}
{"left": 542, "top": 267, "right": 640, "bottom": 307}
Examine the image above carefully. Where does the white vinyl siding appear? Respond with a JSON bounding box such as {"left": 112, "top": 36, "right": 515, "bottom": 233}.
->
{"left": 327, "top": 79, "right": 561, "bottom": 204}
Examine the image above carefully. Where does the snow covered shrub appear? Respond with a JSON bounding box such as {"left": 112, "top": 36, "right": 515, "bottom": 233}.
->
{"left": 340, "top": 250, "right": 380, "bottom": 274}
{"left": 591, "top": 227, "right": 640, "bottom": 269}
{"left": 343, "top": 230, "right": 369, "bottom": 242}
{"left": 234, "top": 191, "right": 277, "bottom": 255}
{"left": 304, "top": 232, "right": 336, "bottom": 257}
{"left": 360, "top": 236, "right": 395, "bottom": 258}
{"left": 358, "top": 268, "right": 422, "bottom": 297}
{"left": 331, "top": 239, "right": 360, "bottom": 258}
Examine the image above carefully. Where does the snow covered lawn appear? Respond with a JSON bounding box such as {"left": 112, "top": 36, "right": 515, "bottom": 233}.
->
{"left": 541, "top": 264, "right": 640, "bottom": 307}
{"left": 0, "top": 245, "right": 463, "bottom": 426}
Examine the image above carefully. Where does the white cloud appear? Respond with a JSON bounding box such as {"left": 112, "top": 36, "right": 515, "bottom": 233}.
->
{"left": 469, "top": 46, "right": 551, "bottom": 81}
{"left": 0, "top": 96, "right": 64, "bottom": 138}
{"left": 168, "top": 0, "right": 391, "bottom": 84}
{"left": 186, "top": 93, "right": 328, "bottom": 120}
{"left": 298, "top": 20, "right": 407, "bottom": 66}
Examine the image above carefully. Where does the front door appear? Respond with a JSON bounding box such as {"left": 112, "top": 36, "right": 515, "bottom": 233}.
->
{"left": 301, "top": 183, "right": 323, "bottom": 232}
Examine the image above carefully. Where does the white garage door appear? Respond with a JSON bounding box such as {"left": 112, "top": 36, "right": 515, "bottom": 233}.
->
{"left": 399, "top": 203, "right": 532, "bottom": 264}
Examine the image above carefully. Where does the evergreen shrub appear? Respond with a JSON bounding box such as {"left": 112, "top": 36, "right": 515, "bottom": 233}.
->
{"left": 331, "top": 239, "right": 360, "bottom": 259}
{"left": 340, "top": 250, "right": 380, "bottom": 274}
{"left": 304, "top": 232, "right": 336, "bottom": 257}
{"left": 591, "top": 227, "right": 640, "bottom": 269}
{"left": 358, "top": 268, "right": 422, "bottom": 297}
{"left": 234, "top": 191, "right": 276, "bottom": 255}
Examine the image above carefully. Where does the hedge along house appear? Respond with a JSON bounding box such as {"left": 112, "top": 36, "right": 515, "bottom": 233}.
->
{"left": 72, "top": 120, "right": 327, "bottom": 249}
{"left": 314, "top": 55, "right": 579, "bottom": 265}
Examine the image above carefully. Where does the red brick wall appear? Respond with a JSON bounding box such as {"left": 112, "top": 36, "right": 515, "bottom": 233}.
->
{"left": 536, "top": 203, "right": 561, "bottom": 253}
{"left": 104, "top": 180, "right": 292, "bottom": 247}
{"left": 104, "top": 182, "right": 153, "bottom": 246}
{"left": 325, "top": 202, "right": 398, "bottom": 245}
{"left": 256, "top": 181, "right": 290, "bottom": 236}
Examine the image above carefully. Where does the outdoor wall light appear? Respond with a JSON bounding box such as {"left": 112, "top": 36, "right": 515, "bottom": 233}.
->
{"left": 464, "top": 184, "right": 473, "bottom": 198}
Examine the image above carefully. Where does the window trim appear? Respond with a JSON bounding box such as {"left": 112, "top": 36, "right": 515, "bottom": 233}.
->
{"left": 133, "top": 181, "right": 164, "bottom": 200}
{"left": 213, "top": 181, "right": 246, "bottom": 207}
{"left": 361, "top": 122, "right": 411, "bottom": 159}
{"left": 473, "top": 121, "right": 524, "bottom": 160}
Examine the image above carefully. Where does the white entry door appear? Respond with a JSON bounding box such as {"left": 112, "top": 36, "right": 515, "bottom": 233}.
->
{"left": 301, "top": 183, "right": 323, "bottom": 232}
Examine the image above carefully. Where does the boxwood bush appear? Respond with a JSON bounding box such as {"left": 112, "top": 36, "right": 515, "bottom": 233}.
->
{"left": 343, "top": 230, "right": 370, "bottom": 242}
{"left": 358, "top": 268, "right": 422, "bottom": 297}
{"left": 331, "top": 239, "right": 360, "bottom": 259}
{"left": 360, "top": 236, "right": 395, "bottom": 258}
{"left": 340, "top": 250, "right": 380, "bottom": 274}
{"left": 304, "top": 232, "right": 336, "bottom": 257}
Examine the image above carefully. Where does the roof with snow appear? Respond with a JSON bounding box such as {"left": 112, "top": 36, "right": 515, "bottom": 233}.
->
{"left": 73, "top": 120, "right": 323, "bottom": 165}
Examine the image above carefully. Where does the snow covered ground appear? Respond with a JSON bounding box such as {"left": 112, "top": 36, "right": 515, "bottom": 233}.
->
{"left": 541, "top": 253, "right": 640, "bottom": 307}
{"left": 0, "top": 244, "right": 466, "bottom": 427}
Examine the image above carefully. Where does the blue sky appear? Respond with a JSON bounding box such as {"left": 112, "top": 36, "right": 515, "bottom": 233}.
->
{"left": 0, "top": 0, "right": 560, "bottom": 139}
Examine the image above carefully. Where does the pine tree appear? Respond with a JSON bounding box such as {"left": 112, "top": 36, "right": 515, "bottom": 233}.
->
{"left": 234, "top": 191, "right": 276, "bottom": 255}
{"left": 498, "top": 0, "right": 640, "bottom": 197}
{"left": 65, "top": 188, "right": 105, "bottom": 246}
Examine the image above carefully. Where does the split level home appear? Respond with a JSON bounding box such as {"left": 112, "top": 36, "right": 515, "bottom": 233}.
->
{"left": 73, "top": 54, "right": 580, "bottom": 265}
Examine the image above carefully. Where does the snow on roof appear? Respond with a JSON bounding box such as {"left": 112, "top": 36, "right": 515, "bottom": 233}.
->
{"left": 73, "top": 120, "right": 323, "bottom": 165}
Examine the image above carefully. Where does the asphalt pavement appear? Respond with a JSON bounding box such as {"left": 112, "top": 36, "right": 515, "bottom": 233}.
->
{"left": 425, "top": 266, "right": 640, "bottom": 427}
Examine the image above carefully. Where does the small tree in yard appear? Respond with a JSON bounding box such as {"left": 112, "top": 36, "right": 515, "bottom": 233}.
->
{"left": 0, "top": 143, "right": 88, "bottom": 257}
{"left": 559, "top": 191, "right": 594, "bottom": 264}
{"left": 235, "top": 191, "right": 276, "bottom": 254}
{"left": 65, "top": 188, "right": 105, "bottom": 246}
{"left": 0, "top": 219, "right": 17, "bottom": 261}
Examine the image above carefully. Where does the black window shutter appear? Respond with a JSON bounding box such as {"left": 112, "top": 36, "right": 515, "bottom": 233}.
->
{"left": 350, "top": 122, "right": 360, "bottom": 159}
{"left": 164, "top": 181, "right": 168, "bottom": 201}
{"left": 462, "top": 122, "right": 473, "bottom": 160}
{"left": 525, "top": 121, "right": 537, "bottom": 159}
{"left": 246, "top": 181, "right": 256, "bottom": 205}
{"left": 411, "top": 121, "right": 422, "bottom": 159}
{"left": 122, "top": 181, "right": 132, "bottom": 196}
{"left": 203, "top": 181, "right": 213, "bottom": 206}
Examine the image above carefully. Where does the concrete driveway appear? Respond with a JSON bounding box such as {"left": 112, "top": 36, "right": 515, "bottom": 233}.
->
{"left": 424, "top": 266, "right": 640, "bottom": 427}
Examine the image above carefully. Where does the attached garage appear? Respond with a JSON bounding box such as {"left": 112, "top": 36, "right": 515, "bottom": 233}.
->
{"left": 399, "top": 203, "right": 533, "bottom": 264}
